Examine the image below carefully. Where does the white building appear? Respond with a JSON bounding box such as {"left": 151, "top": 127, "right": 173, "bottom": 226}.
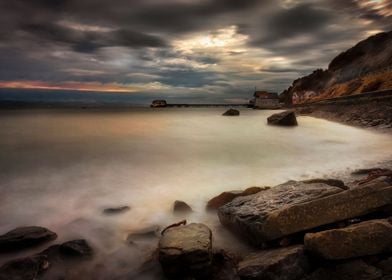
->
{"left": 253, "top": 91, "right": 281, "bottom": 109}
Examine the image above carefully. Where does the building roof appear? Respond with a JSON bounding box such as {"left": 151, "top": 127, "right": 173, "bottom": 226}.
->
{"left": 254, "top": 91, "right": 279, "bottom": 99}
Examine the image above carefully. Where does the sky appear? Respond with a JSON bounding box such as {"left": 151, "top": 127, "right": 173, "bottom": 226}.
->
{"left": 0, "top": 0, "right": 391, "bottom": 104}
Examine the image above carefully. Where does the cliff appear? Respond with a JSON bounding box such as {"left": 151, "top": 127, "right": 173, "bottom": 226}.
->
{"left": 281, "top": 31, "right": 392, "bottom": 105}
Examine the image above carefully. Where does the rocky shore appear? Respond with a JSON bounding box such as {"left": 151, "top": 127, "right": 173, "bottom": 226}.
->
{"left": 295, "top": 95, "right": 392, "bottom": 131}
{"left": 154, "top": 170, "right": 392, "bottom": 280}
{"left": 1, "top": 166, "right": 392, "bottom": 279}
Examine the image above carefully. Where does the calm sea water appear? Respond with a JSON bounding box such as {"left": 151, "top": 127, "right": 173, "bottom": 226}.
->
{"left": 0, "top": 108, "right": 391, "bottom": 278}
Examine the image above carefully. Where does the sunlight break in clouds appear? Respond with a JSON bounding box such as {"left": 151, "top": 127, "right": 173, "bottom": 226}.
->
{"left": 173, "top": 26, "right": 248, "bottom": 53}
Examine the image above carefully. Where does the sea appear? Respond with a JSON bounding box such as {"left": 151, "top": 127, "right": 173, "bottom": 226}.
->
{"left": 1, "top": 108, "right": 391, "bottom": 279}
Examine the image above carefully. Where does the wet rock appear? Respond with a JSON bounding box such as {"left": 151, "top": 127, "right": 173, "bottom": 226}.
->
{"left": 173, "top": 200, "right": 193, "bottom": 213}
{"left": 351, "top": 168, "right": 391, "bottom": 175}
{"left": 0, "top": 226, "right": 57, "bottom": 252}
{"left": 102, "top": 206, "right": 130, "bottom": 215}
{"left": 159, "top": 223, "right": 212, "bottom": 279}
{"left": 376, "top": 256, "right": 392, "bottom": 274}
{"left": 223, "top": 109, "right": 240, "bottom": 116}
{"left": 304, "top": 260, "right": 382, "bottom": 280}
{"left": 0, "top": 255, "right": 49, "bottom": 280}
{"left": 267, "top": 111, "right": 298, "bottom": 126}
{"left": 218, "top": 180, "right": 392, "bottom": 247}
{"left": 126, "top": 225, "right": 160, "bottom": 243}
{"left": 206, "top": 187, "right": 269, "bottom": 211}
{"left": 211, "top": 249, "right": 240, "bottom": 280}
{"left": 60, "top": 239, "right": 93, "bottom": 257}
{"left": 237, "top": 245, "right": 309, "bottom": 280}
{"left": 302, "top": 178, "right": 348, "bottom": 190}
{"left": 304, "top": 219, "right": 392, "bottom": 260}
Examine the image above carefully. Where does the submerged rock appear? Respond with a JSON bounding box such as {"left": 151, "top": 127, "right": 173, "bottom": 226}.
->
{"left": 159, "top": 223, "right": 212, "bottom": 279}
{"left": 173, "top": 200, "right": 193, "bottom": 214}
{"left": 223, "top": 109, "right": 240, "bottom": 116}
{"left": 304, "top": 219, "right": 392, "bottom": 260}
{"left": 0, "top": 226, "right": 57, "bottom": 252}
{"left": 0, "top": 255, "right": 49, "bottom": 280}
{"left": 237, "top": 245, "right": 309, "bottom": 280}
{"left": 267, "top": 111, "right": 298, "bottom": 126}
{"left": 206, "top": 186, "right": 269, "bottom": 210}
{"left": 126, "top": 225, "right": 161, "bottom": 243}
{"left": 218, "top": 180, "right": 392, "bottom": 247}
{"left": 60, "top": 239, "right": 93, "bottom": 257}
{"left": 102, "top": 206, "right": 130, "bottom": 215}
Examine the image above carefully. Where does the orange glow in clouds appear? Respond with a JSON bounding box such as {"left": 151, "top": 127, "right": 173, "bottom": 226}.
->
{"left": 0, "top": 80, "right": 167, "bottom": 93}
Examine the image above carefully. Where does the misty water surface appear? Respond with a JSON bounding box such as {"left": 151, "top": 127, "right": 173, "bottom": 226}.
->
{"left": 1, "top": 108, "right": 391, "bottom": 278}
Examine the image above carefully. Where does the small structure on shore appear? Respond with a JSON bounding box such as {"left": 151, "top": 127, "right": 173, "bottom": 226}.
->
{"left": 253, "top": 91, "right": 280, "bottom": 109}
{"left": 150, "top": 100, "right": 167, "bottom": 108}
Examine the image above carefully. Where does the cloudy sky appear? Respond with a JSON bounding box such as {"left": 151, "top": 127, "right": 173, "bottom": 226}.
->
{"left": 0, "top": 0, "right": 391, "bottom": 104}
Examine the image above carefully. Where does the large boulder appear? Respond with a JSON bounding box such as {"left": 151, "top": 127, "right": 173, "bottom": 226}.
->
{"left": 267, "top": 111, "right": 298, "bottom": 126}
{"left": 237, "top": 245, "right": 310, "bottom": 280}
{"left": 206, "top": 187, "right": 269, "bottom": 211}
{"left": 0, "top": 255, "right": 49, "bottom": 280}
{"left": 223, "top": 109, "right": 240, "bottom": 116}
{"left": 218, "top": 180, "right": 392, "bottom": 247}
{"left": 159, "top": 223, "right": 212, "bottom": 279}
{"left": 304, "top": 219, "right": 392, "bottom": 260}
{"left": 0, "top": 226, "right": 57, "bottom": 252}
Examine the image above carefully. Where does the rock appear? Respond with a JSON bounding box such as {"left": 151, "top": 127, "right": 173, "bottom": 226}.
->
{"left": 351, "top": 168, "right": 391, "bottom": 175}
{"left": 218, "top": 180, "right": 392, "bottom": 247}
{"left": 211, "top": 249, "right": 240, "bottom": 280}
{"left": 304, "top": 219, "right": 392, "bottom": 260}
{"left": 206, "top": 187, "right": 269, "bottom": 211}
{"left": 126, "top": 225, "right": 161, "bottom": 243}
{"left": 302, "top": 178, "right": 348, "bottom": 190}
{"left": 304, "top": 260, "right": 382, "bottom": 280}
{"left": 376, "top": 256, "right": 392, "bottom": 274}
{"left": 223, "top": 109, "right": 240, "bottom": 116}
{"left": 60, "top": 239, "right": 93, "bottom": 257}
{"left": 0, "top": 255, "right": 49, "bottom": 280}
{"left": 267, "top": 111, "right": 298, "bottom": 126}
{"left": 102, "top": 206, "right": 130, "bottom": 215}
{"left": 173, "top": 200, "right": 193, "bottom": 213}
{"left": 0, "top": 226, "right": 57, "bottom": 252}
{"left": 159, "top": 223, "right": 212, "bottom": 279}
{"left": 237, "top": 245, "right": 309, "bottom": 280}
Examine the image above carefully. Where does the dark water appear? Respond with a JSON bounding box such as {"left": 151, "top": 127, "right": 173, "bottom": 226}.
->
{"left": 0, "top": 108, "right": 391, "bottom": 279}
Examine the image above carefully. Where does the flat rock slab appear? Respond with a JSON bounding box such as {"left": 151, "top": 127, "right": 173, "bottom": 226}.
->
{"left": 305, "top": 219, "right": 392, "bottom": 260}
{"left": 0, "top": 226, "right": 57, "bottom": 252}
{"left": 207, "top": 187, "right": 269, "bottom": 211}
{"left": 238, "top": 245, "right": 309, "bottom": 280}
{"left": 218, "top": 180, "right": 392, "bottom": 246}
{"left": 159, "top": 223, "right": 212, "bottom": 279}
{"left": 267, "top": 111, "right": 298, "bottom": 126}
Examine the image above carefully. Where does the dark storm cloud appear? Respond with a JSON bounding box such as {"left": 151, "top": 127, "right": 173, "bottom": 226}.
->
{"left": 327, "top": 0, "right": 392, "bottom": 26}
{"left": 0, "top": 0, "right": 391, "bottom": 102}
{"left": 251, "top": 3, "right": 334, "bottom": 44}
